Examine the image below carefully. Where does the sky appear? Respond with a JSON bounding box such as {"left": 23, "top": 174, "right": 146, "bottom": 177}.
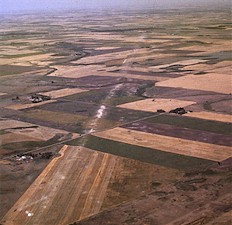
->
{"left": 0, "top": 0, "right": 231, "bottom": 14}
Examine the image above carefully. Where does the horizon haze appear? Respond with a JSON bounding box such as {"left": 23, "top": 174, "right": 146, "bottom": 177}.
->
{"left": 0, "top": 0, "right": 231, "bottom": 14}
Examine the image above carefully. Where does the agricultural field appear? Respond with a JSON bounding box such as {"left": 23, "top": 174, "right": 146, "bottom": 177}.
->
{"left": 0, "top": 7, "right": 231, "bottom": 225}
{"left": 1, "top": 145, "right": 184, "bottom": 225}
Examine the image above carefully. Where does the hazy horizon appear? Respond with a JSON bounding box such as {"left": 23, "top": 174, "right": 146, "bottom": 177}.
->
{"left": 1, "top": 0, "right": 231, "bottom": 14}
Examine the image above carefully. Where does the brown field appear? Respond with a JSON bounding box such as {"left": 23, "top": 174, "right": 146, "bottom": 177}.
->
{"left": 0, "top": 120, "right": 37, "bottom": 130}
{"left": 93, "top": 127, "right": 232, "bottom": 161}
{"left": 24, "top": 109, "right": 88, "bottom": 125}
{"left": 1, "top": 145, "right": 113, "bottom": 225}
{"left": 0, "top": 119, "right": 78, "bottom": 141}
{"left": 180, "top": 40, "right": 232, "bottom": 54}
{"left": 156, "top": 73, "right": 231, "bottom": 94}
{"left": 1, "top": 145, "right": 183, "bottom": 225}
{"left": 150, "top": 59, "right": 206, "bottom": 72}
{"left": 0, "top": 157, "right": 52, "bottom": 219}
{"left": 78, "top": 191, "right": 232, "bottom": 225}
{"left": 38, "top": 88, "right": 89, "bottom": 99}
{"left": 165, "top": 194, "right": 232, "bottom": 225}
{"left": 185, "top": 111, "right": 232, "bottom": 123}
{"left": 50, "top": 65, "right": 168, "bottom": 81}
{"left": 94, "top": 47, "right": 120, "bottom": 50}
{"left": 75, "top": 49, "right": 149, "bottom": 65}
{"left": 6, "top": 125, "right": 78, "bottom": 141}
{"left": 75, "top": 33, "right": 125, "bottom": 41}
{"left": 1, "top": 132, "right": 43, "bottom": 145}
{"left": 0, "top": 53, "right": 54, "bottom": 66}
{"left": 208, "top": 66, "right": 231, "bottom": 75}
{"left": 0, "top": 159, "right": 11, "bottom": 165}
{"left": 209, "top": 210, "right": 232, "bottom": 224}
{"left": 0, "top": 49, "right": 38, "bottom": 56}
{"left": 122, "top": 53, "right": 177, "bottom": 64}
{"left": 0, "top": 93, "right": 7, "bottom": 96}
{"left": 118, "top": 98, "right": 196, "bottom": 112}
{"left": 50, "top": 65, "right": 104, "bottom": 78}
{"left": 6, "top": 100, "right": 57, "bottom": 110}
{"left": 184, "top": 61, "right": 231, "bottom": 74}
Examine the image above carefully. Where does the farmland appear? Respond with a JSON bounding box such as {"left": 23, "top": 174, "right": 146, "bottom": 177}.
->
{"left": 2, "top": 145, "right": 184, "bottom": 225}
{"left": 0, "top": 7, "right": 231, "bottom": 225}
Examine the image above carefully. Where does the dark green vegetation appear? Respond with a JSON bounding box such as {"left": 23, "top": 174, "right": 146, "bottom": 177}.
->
{"left": 68, "top": 135, "right": 213, "bottom": 171}
{"left": 104, "top": 95, "right": 144, "bottom": 106}
{"left": 0, "top": 130, "right": 7, "bottom": 135}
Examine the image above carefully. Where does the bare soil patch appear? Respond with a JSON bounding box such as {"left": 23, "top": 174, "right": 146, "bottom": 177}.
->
{"left": 0, "top": 53, "right": 54, "bottom": 67}
{"left": 1, "top": 133, "right": 42, "bottom": 146}
{"left": 6, "top": 100, "right": 57, "bottom": 110}
{"left": 0, "top": 119, "right": 77, "bottom": 141}
{"left": 49, "top": 65, "right": 168, "bottom": 82}
{"left": 94, "top": 47, "right": 121, "bottom": 51}
{"left": 118, "top": 98, "right": 196, "bottom": 112}
{"left": 1, "top": 145, "right": 183, "bottom": 225}
{"left": 38, "top": 88, "right": 89, "bottom": 99}
{"left": 156, "top": 73, "right": 231, "bottom": 94}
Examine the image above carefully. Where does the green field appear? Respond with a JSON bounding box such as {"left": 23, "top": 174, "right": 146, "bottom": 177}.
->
{"left": 68, "top": 135, "right": 213, "bottom": 171}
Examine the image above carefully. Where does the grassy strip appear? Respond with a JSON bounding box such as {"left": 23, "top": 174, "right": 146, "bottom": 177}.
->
{"left": 146, "top": 114, "right": 232, "bottom": 135}
{"left": 68, "top": 135, "right": 213, "bottom": 171}
{"left": 104, "top": 96, "right": 144, "bottom": 106}
{"left": 0, "top": 130, "right": 8, "bottom": 135}
{"left": 1, "top": 52, "right": 44, "bottom": 59}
